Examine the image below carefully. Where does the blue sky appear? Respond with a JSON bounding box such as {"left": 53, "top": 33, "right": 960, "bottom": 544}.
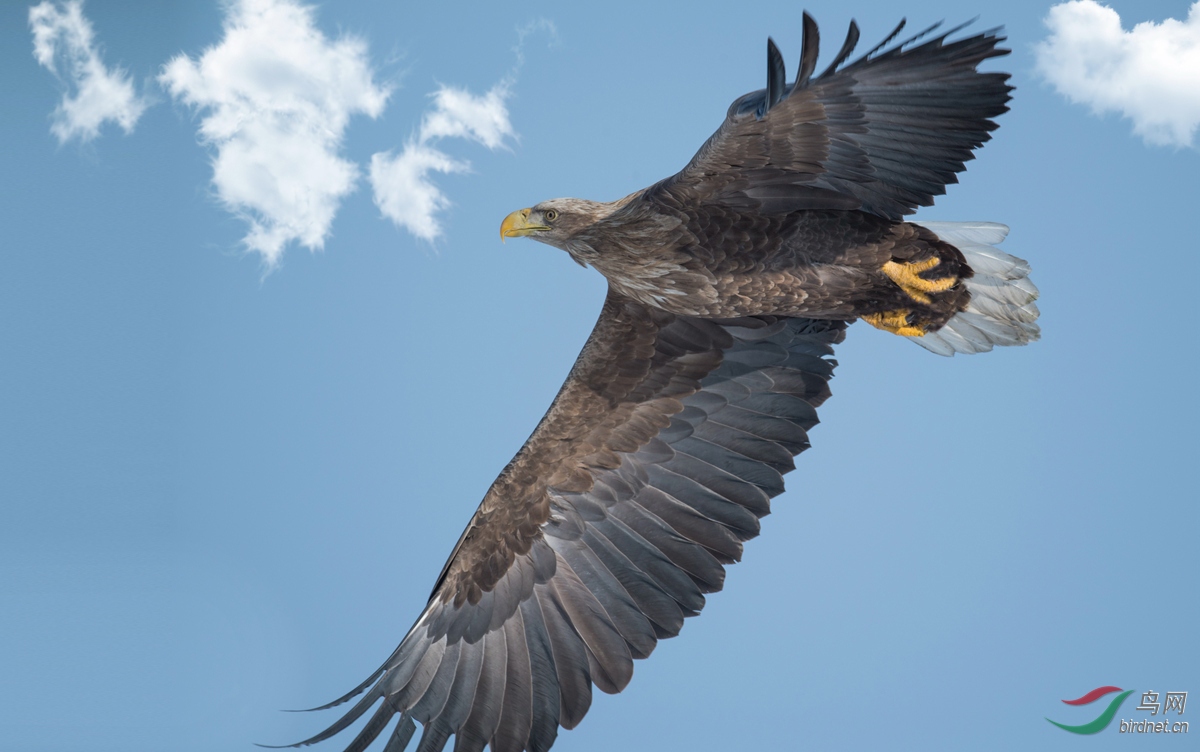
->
{"left": 2, "top": 1, "right": 1198, "bottom": 750}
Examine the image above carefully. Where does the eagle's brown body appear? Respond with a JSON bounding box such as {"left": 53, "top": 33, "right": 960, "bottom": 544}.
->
{"left": 285, "top": 14, "right": 1039, "bottom": 752}
{"left": 573, "top": 200, "right": 972, "bottom": 330}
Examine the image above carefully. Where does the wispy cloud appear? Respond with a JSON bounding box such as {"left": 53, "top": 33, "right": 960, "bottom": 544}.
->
{"left": 369, "top": 84, "right": 515, "bottom": 241}
{"left": 369, "top": 20, "right": 555, "bottom": 242}
{"left": 29, "top": 0, "right": 148, "bottom": 144}
{"left": 159, "top": 0, "right": 390, "bottom": 267}
{"left": 1035, "top": 1, "right": 1200, "bottom": 148}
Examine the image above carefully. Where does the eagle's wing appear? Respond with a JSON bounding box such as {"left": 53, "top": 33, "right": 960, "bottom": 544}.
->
{"left": 644, "top": 15, "right": 1011, "bottom": 219}
{"left": 285, "top": 292, "right": 844, "bottom": 752}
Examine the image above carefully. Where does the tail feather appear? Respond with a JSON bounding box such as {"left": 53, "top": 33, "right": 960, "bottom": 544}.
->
{"left": 910, "top": 221, "right": 1040, "bottom": 356}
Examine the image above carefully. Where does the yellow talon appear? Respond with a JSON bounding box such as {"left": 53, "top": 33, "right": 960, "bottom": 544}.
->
{"left": 862, "top": 309, "right": 926, "bottom": 337}
{"left": 882, "top": 257, "right": 957, "bottom": 304}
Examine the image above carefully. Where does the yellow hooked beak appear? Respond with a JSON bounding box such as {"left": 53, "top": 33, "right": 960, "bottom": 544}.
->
{"left": 500, "top": 208, "right": 549, "bottom": 242}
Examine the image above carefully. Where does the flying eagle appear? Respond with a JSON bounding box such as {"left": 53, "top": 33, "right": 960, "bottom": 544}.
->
{"left": 281, "top": 13, "right": 1038, "bottom": 752}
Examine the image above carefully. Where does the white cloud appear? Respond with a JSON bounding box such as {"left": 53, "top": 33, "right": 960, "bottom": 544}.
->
{"left": 367, "top": 18, "right": 555, "bottom": 242}
{"left": 369, "top": 142, "right": 468, "bottom": 243}
{"left": 29, "top": 0, "right": 148, "bottom": 144}
{"left": 370, "top": 83, "right": 515, "bottom": 241}
{"left": 1035, "top": 1, "right": 1200, "bottom": 148}
{"left": 159, "top": 0, "right": 390, "bottom": 267}
{"left": 420, "top": 85, "right": 514, "bottom": 149}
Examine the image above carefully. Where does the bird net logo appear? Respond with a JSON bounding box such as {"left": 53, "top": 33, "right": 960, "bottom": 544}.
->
{"left": 1047, "top": 686, "right": 1189, "bottom": 735}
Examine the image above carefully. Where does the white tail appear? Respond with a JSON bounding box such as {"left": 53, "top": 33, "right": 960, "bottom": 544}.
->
{"left": 908, "top": 221, "right": 1040, "bottom": 356}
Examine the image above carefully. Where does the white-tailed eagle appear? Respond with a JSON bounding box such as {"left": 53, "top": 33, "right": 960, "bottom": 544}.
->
{"left": 276, "top": 13, "right": 1038, "bottom": 752}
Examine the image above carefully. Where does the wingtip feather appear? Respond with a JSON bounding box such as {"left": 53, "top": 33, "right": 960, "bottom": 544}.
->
{"left": 794, "top": 12, "right": 820, "bottom": 91}
{"left": 766, "top": 37, "right": 786, "bottom": 111}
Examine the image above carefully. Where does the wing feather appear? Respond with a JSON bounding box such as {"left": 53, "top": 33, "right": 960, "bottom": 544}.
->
{"left": 793, "top": 12, "right": 820, "bottom": 91}
{"left": 455, "top": 627, "right": 506, "bottom": 752}
{"left": 534, "top": 586, "right": 592, "bottom": 730}
{"left": 518, "top": 595, "right": 561, "bottom": 752}
{"left": 645, "top": 464, "right": 761, "bottom": 537}
{"left": 382, "top": 716, "right": 418, "bottom": 752}
{"left": 547, "top": 556, "right": 633, "bottom": 694}
{"left": 610, "top": 491, "right": 727, "bottom": 591}
{"left": 409, "top": 640, "right": 461, "bottom": 725}
{"left": 282, "top": 292, "right": 845, "bottom": 751}
{"left": 340, "top": 701, "right": 398, "bottom": 752}
{"left": 644, "top": 15, "right": 1011, "bottom": 219}
{"left": 579, "top": 525, "right": 685, "bottom": 636}
{"left": 492, "top": 610, "right": 534, "bottom": 752}
{"left": 414, "top": 637, "right": 483, "bottom": 752}
{"left": 549, "top": 537, "right": 657, "bottom": 658}
{"left": 589, "top": 514, "right": 705, "bottom": 616}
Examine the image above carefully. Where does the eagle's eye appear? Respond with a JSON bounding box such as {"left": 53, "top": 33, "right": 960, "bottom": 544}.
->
{"left": 544, "top": 209, "right": 558, "bottom": 222}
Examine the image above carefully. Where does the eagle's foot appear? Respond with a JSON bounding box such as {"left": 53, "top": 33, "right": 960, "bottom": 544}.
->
{"left": 882, "top": 257, "right": 957, "bottom": 305}
{"left": 862, "top": 309, "right": 926, "bottom": 337}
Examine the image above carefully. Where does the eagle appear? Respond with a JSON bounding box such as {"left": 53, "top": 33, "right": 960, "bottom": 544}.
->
{"left": 279, "top": 13, "right": 1038, "bottom": 752}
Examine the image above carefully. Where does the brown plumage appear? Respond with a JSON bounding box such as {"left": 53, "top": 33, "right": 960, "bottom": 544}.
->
{"left": 277, "top": 13, "right": 1039, "bottom": 752}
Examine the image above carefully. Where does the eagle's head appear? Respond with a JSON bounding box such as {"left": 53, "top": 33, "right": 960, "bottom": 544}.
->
{"left": 500, "top": 198, "right": 610, "bottom": 251}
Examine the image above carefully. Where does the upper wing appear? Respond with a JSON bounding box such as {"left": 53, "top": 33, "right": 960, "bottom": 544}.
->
{"left": 644, "top": 14, "right": 1012, "bottom": 219}
{"left": 284, "top": 291, "right": 845, "bottom": 752}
